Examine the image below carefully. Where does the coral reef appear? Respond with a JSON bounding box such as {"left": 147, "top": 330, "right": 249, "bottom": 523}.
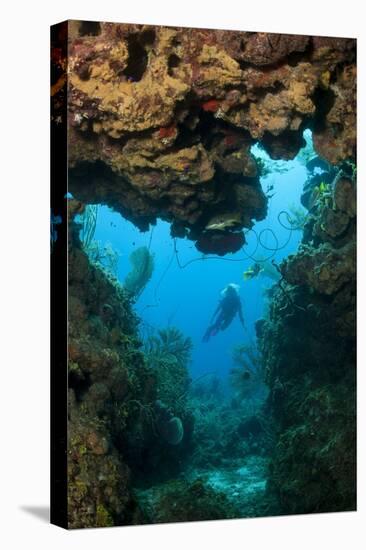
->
{"left": 79, "top": 204, "right": 98, "bottom": 247}
{"left": 64, "top": 22, "right": 355, "bottom": 253}
{"left": 281, "top": 240, "right": 355, "bottom": 295}
{"left": 67, "top": 215, "right": 197, "bottom": 526}
{"left": 143, "top": 327, "right": 192, "bottom": 407}
{"left": 187, "top": 367, "right": 274, "bottom": 473}
{"left": 287, "top": 204, "right": 307, "bottom": 231}
{"left": 67, "top": 202, "right": 160, "bottom": 527}
{"left": 115, "top": 326, "right": 195, "bottom": 482}
{"left": 141, "top": 478, "right": 238, "bottom": 523}
{"left": 57, "top": 23, "right": 357, "bottom": 526}
{"left": 84, "top": 240, "right": 120, "bottom": 279}
{"left": 229, "top": 343, "right": 268, "bottom": 403}
{"left": 123, "top": 246, "right": 154, "bottom": 299}
{"left": 79, "top": 204, "right": 121, "bottom": 279}
{"left": 154, "top": 400, "right": 184, "bottom": 445}
{"left": 258, "top": 168, "right": 356, "bottom": 514}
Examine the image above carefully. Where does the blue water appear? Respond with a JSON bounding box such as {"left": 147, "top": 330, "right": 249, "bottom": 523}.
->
{"left": 91, "top": 133, "right": 310, "bottom": 382}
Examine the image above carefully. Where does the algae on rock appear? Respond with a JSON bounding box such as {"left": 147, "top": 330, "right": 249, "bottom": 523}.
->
{"left": 67, "top": 207, "right": 155, "bottom": 528}
{"left": 258, "top": 169, "right": 356, "bottom": 514}
{"left": 65, "top": 24, "right": 355, "bottom": 254}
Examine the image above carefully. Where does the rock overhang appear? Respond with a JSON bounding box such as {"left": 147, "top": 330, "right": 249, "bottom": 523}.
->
{"left": 62, "top": 22, "right": 356, "bottom": 254}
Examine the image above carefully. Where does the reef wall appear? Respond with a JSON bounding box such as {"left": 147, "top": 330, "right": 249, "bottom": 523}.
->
{"left": 67, "top": 202, "right": 194, "bottom": 527}
{"left": 258, "top": 169, "right": 356, "bottom": 514}
{"left": 65, "top": 22, "right": 356, "bottom": 254}
{"left": 67, "top": 202, "right": 148, "bottom": 527}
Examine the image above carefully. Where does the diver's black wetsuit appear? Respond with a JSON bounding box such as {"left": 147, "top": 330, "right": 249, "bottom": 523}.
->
{"left": 203, "top": 289, "right": 244, "bottom": 342}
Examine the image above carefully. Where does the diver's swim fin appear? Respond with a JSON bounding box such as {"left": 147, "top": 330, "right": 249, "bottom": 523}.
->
{"left": 202, "top": 326, "right": 218, "bottom": 342}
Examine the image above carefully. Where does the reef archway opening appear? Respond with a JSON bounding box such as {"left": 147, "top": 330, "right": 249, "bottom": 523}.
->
{"left": 61, "top": 25, "right": 356, "bottom": 527}
{"left": 72, "top": 123, "right": 316, "bottom": 323}
{"left": 68, "top": 114, "right": 356, "bottom": 520}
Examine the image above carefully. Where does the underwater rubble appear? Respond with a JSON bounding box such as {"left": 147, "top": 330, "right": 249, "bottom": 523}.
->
{"left": 65, "top": 23, "right": 355, "bottom": 254}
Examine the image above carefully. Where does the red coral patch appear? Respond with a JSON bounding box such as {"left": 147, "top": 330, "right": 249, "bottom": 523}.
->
{"left": 201, "top": 99, "right": 220, "bottom": 112}
{"left": 158, "top": 125, "right": 176, "bottom": 139}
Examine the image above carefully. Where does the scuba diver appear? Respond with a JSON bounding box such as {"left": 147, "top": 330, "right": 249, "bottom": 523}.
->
{"left": 203, "top": 283, "right": 245, "bottom": 342}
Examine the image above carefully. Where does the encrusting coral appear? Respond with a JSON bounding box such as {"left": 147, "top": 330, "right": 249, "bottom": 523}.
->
{"left": 143, "top": 327, "right": 193, "bottom": 407}
{"left": 258, "top": 166, "right": 356, "bottom": 514}
{"left": 79, "top": 204, "right": 98, "bottom": 248}
{"left": 63, "top": 22, "right": 355, "bottom": 254}
{"left": 67, "top": 201, "right": 194, "bottom": 527}
{"left": 147, "top": 478, "right": 238, "bottom": 523}
{"left": 50, "top": 22, "right": 357, "bottom": 525}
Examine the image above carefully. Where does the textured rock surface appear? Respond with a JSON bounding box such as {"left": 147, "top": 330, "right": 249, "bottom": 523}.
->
{"left": 65, "top": 22, "right": 356, "bottom": 252}
{"left": 67, "top": 205, "right": 151, "bottom": 527}
{"left": 281, "top": 240, "right": 355, "bottom": 295}
{"left": 52, "top": 22, "right": 357, "bottom": 524}
{"left": 66, "top": 204, "right": 195, "bottom": 527}
{"left": 258, "top": 171, "right": 356, "bottom": 514}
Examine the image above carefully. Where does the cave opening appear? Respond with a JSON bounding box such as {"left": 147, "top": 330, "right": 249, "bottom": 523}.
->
{"left": 74, "top": 128, "right": 320, "bottom": 386}
{"left": 122, "top": 30, "right": 156, "bottom": 82}
{"left": 67, "top": 108, "right": 355, "bottom": 516}
{"left": 62, "top": 26, "right": 357, "bottom": 526}
{"left": 311, "top": 86, "right": 336, "bottom": 132}
{"left": 72, "top": 128, "right": 318, "bottom": 471}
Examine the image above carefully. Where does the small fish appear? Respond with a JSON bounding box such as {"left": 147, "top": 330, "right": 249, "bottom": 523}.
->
{"left": 243, "top": 263, "right": 262, "bottom": 280}
{"left": 318, "top": 181, "right": 328, "bottom": 193}
{"left": 243, "top": 268, "right": 255, "bottom": 280}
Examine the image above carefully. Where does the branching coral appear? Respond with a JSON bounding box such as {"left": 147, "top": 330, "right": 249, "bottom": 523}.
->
{"left": 255, "top": 155, "right": 291, "bottom": 178}
{"left": 85, "top": 240, "right": 120, "bottom": 279}
{"left": 144, "top": 327, "right": 193, "bottom": 370}
{"left": 230, "top": 344, "right": 267, "bottom": 405}
{"left": 77, "top": 204, "right": 120, "bottom": 279}
{"left": 287, "top": 204, "right": 307, "bottom": 231}
{"left": 79, "top": 204, "right": 98, "bottom": 248}
{"left": 143, "top": 327, "right": 192, "bottom": 409}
